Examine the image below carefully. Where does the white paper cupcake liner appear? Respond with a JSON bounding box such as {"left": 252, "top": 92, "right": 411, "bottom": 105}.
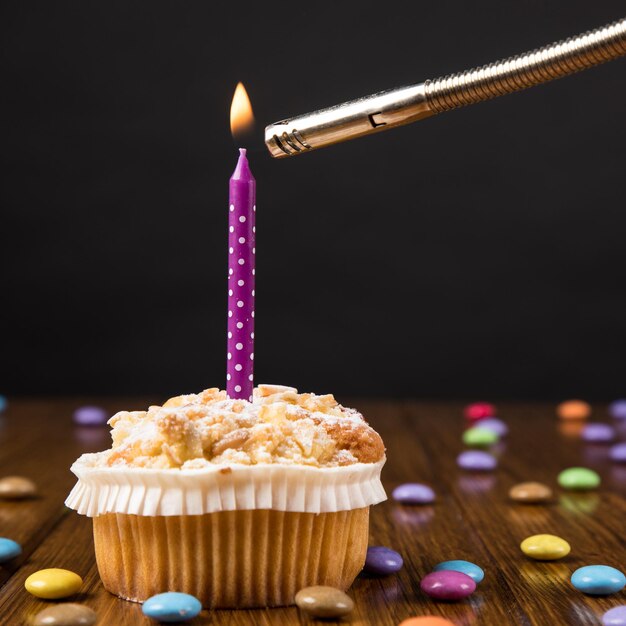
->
{"left": 65, "top": 454, "right": 386, "bottom": 517}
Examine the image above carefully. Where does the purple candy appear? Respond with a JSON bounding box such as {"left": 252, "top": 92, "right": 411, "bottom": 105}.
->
{"left": 457, "top": 450, "right": 497, "bottom": 471}
{"left": 582, "top": 423, "right": 615, "bottom": 443}
{"left": 420, "top": 570, "right": 476, "bottom": 600}
{"left": 392, "top": 483, "right": 435, "bottom": 504}
{"left": 604, "top": 605, "right": 626, "bottom": 626}
{"left": 610, "top": 443, "right": 626, "bottom": 463}
{"left": 477, "top": 417, "right": 508, "bottom": 437}
{"left": 363, "top": 546, "right": 403, "bottom": 576}
{"left": 73, "top": 406, "right": 109, "bottom": 426}
{"left": 609, "top": 400, "right": 626, "bottom": 420}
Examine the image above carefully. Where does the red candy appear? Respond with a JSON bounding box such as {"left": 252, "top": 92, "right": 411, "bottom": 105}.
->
{"left": 464, "top": 402, "right": 496, "bottom": 421}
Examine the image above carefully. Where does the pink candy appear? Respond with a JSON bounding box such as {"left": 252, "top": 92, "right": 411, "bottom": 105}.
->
{"left": 464, "top": 402, "right": 496, "bottom": 421}
{"left": 420, "top": 570, "right": 476, "bottom": 600}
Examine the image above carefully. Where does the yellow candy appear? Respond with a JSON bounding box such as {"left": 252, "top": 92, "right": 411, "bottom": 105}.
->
{"left": 25, "top": 568, "right": 82, "bottom": 599}
{"left": 520, "top": 534, "right": 571, "bottom": 561}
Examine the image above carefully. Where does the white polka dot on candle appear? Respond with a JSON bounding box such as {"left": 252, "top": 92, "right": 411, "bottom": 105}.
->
{"left": 235, "top": 364, "right": 242, "bottom": 371}
{"left": 228, "top": 311, "right": 233, "bottom": 317}
{"left": 228, "top": 290, "right": 233, "bottom": 296}
{"left": 239, "top": 215, "right": 246, "bottom": 223}
{"left": 248, "top": 374, "right": 253, "bottom": 381}
{"left": 251, "top": 311, "right": 255, "bottom": 318}
{"left": 229, "top": 268, "right": 233, "bottom": 275}
{"left": 229, "top": 226, "right": 234, "bottom": 233}
{"left": 227, "top": 352, "right": 232, "bottom": 360}
{"left": 238, "top": 258, "right": 245, "bottom": 265}
{"left": 251, "top": 332, "right": 254, "bottom": 339}
{"left": 253, "top": 226, "right": 256, "bottom": 233}
{"left": 227, "top": 373, "right": 231, "bottom": 381}
{"left": 250, "top": 353, "right": 254, "bottom": 360}
{"left": 237, "top": 300, "right": 244, "bottom": 308}
{"left": 252, "top": 269, "right": 255, "bottom": 275}
{"left": 229, "top": 204, "right": 234, "bottom": 212}
{"left": 234, "top": 385, "right": 241, "bottom": 392}
{"left": 229, "top": 247, "right": 233, "bottom": 254}
{"left": 228, "top": 332, "right": 232, "bottom": 339}
{"left": 252, "top": 290, "right": 255, "bottom": 296}
{"left": 253, "top": 205, "right": 256, "bottom": 212}
{"left": 253, "top": 248, "right": 256, "bottom": 254}
{"left": 236, "top": 343, "right": 243, "bottom": 350}
{"left": 238, "top": 279, "right": 244, "bottom": 286}
{"left": 236, "top": 322, "right": 243, "bottom": 329}
{"left": 238, "top": 237, "right": 245, "bottom": 244}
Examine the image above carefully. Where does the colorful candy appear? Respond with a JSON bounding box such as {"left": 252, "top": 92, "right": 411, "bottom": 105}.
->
{"left": 294, "top": 586, "right": 354, "bottom": 619}
{"left": 392, "top": 483, "right": 435, "bottom": 504}
{"left": 420, "top": 570, "right": 476, "bottom": 600}
{"left": 0, "top": 476, "right": 37, "bottom": 499}
{"left": 363, "top": 546, "right": 403, "bottom": 575}
{"left": 33, "top": 604, "right": 97, "bottom": 626}
{"left": 603, "top": 606, "right": 626, "bottom": 625}
{"left": 464, "top": 402, "right": 496, "bottom": 421}
{"left": 609, "top": 399, "right": 626, "bottom": 419}
{"left": 556, "top": 400, "right": 591, "bottom": 420}
{"left": 73, "top": 406, "right": 108, "bottom": 426}
{"left": 509, "top": 482, "right": 552, "bottom": 503}
{"left": 581, "top": 423, "right": 615, "bottom": 443}
{"left": 457, "top": 450, "right": 497, "bottom": 471}
{"left": 520, "top": 534, "right": 571, "bottom": 561}
{"left": 142, "top": 592, "right": 202, "bottom": 622}
{"left": 25, "top": 569, "right": 82, "bottom": 599}
{"left": 558, "top": 467, "right": 601, "bottom": 490}
{"left": 462, "top": 427, "right": 499, "bottom": 447}
{"left": 609, "top": 443, "right": 626, "bottom": 463}
{"left": 433, "top": 560, "right": 484, "bottom": 584}
{"left": 0, "top": 538, "right": 22, "bottom": 563}
{"left": 570, "top": 565, "right": 626, "bottom": 595}
{"left": 477, "top": 417, "right": 508, "bottom": 437}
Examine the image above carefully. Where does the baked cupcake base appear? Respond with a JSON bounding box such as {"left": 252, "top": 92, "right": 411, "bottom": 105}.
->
{"left": 93, "top": 508, "right": 369, "bottom": 608}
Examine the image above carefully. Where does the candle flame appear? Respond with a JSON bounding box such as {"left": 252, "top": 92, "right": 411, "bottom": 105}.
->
{"left": 230, "top": 82, "right": 255, "bottom": 142}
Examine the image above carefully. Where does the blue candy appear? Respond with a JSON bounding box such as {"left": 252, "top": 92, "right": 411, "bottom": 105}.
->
{"left": 603, "top": 605, "right": 626, "bottom": 626}
{"left": 142, "top": 592, "right": 202, "bottom": 622}
{"left": 73, "top": 405, "right": 108, "bottom": 426}
{"left": 571, "top": 565, "right": 626, "bottom": 595}
{"left": 363, "top": 546, "right": 403, "bottom": 575}
{"left": 433, "top": 559, "right": 485, "bottom": 584}
{"left": 392, "top": 483, "right": 435, "bottom": 504}
{"left": 477, "top": 418, "right": 509, "bottom": 437}
{"left": 609, "top": 399, "right": 626, "bottom": 419}
{"left": 0, "top": 538, "right": 22, "bottom": 563}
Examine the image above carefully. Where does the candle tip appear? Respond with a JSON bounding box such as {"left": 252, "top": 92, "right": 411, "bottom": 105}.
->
{"left": 239, "top": 148, "right": 247, "bottom": 158}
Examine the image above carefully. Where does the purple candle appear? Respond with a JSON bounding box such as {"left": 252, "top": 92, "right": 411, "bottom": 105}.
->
{"left": 227, "top": 149, "right": 256, "bottom": 401}
{"left": 227, "top": 83, "right": 256, "bottom": 401}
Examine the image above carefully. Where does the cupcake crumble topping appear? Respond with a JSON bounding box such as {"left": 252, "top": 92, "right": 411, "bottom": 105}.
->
{"left": 99, "top": 385, "right": 385, "bottom": 469}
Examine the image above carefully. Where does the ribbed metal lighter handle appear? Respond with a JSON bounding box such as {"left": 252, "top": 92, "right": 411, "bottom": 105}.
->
{"left": 424, "top": 18, "right": 626, "bottom": 113}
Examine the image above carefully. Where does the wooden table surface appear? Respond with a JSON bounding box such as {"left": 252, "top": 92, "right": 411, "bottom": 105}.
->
{"left": 0, "top": 398, "right": 625, "bottom": 625}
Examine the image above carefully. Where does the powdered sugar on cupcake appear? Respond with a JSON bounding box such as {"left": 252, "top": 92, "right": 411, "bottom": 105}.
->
{"left": 97, "top": 385, "right": 385, "bottom": 469}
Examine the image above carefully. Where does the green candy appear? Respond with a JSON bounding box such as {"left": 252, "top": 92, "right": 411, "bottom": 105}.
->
{"left": 462, "top": 427, "right": 499, "bottom": 447}
{"left": 558, "top": 467, "right": 601, "bottom": 490}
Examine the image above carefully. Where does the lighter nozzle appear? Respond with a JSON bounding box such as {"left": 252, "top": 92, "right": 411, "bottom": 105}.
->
{"left": 264, "top": 83, "right": 433, "bottom": 158}
{"left": 265, "top": 17, "right": 626, "bottom": 158}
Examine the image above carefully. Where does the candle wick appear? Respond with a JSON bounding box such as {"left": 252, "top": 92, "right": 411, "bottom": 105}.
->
{"left": 239, "top": 147, "right": 247, "bottom": 157}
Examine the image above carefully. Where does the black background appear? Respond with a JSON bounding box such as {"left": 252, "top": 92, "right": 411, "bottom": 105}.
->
{"left": 2, "top": 2, "right": 625, "bottom": 400}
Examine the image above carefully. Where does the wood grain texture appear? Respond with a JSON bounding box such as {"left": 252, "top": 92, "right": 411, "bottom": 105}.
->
{"left": 0, "top": 398, "right": 625, "bottom": 625}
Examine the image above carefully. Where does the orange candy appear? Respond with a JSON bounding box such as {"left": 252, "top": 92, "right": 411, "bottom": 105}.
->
{"left": 399, "top": 618, "right": 456, "bottom": 626}
{"left": 556, "top": 399, "right": 591, "bottom": 420}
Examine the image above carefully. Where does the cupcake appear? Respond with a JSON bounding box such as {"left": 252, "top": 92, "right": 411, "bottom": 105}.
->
{"left": 65, "top": 384, "right": 386, "bottom": 608}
